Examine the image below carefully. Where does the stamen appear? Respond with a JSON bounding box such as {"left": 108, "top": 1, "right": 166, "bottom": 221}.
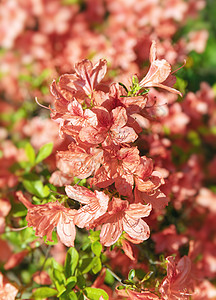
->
{"left": 9, "top": 226, "right": 28, "bottom": 231}
{"left": 35, "top": 97, "right": 50, "bottom": 110}
{"left": 171, "top": 59, "right": 186, "bottom": 75}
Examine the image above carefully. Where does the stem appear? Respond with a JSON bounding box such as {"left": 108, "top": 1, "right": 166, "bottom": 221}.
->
{"left": 40, "top": 244, "right": 52, "bottom": 273}
{"left": 105, "top": 266, "right": 125, "bottom": 285}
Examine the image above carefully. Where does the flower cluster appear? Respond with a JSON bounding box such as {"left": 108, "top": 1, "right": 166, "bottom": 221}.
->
{"left": 18, "top": 42, "right": 178, "bottom": 250}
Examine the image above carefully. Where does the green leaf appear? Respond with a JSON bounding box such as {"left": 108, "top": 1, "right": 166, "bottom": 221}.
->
{"left": 62, "top": 0, "right": 80, "bottom": 5}
{"left": 12, "top": 203, "right": 27, "bottom": 217}
{"left": 91, "top": 241, "right": 102, "bottom": 257}
{"left": 57, "top": 286, "right": 67, "bottom": 297}
{"left": 128, "top": 269, "right": 135, "bottom": 281}
{"left": 65, "top": 276, "right": 77, "bottom": 290}
{"left": 88, "top": 230, "right": 100, "bottom": 243}
{"left": 35, "top": 143, "right": 53, "bottom": 164}
{"left": 77, "top": 291, "right": 85, "bottom": 300}
{"left": 116, "top": 285, "right": 125, "bottom": 291}
{"left": 60, "top": 290, "right": 78, "bottom": 300}
{"left": 83, "top": 287, "right": 109, "bottom": 300}
{"left": 43, "top": 231, "right": 58, "bottom": 245}
{"left": 141, "top": 271, "right": 154, "bottom": 282}
{"left": 76, "top": 274, "right": 86, "bottom": 289}
{"left": 23, "top": 178, "right": 49, "bottom": 198}
{"left": 50, "top": 260, "right": 66, "bottom": 292}
{"left": 92, "top": 257, "right": 102, "bottom": 274}
{"left": 64, "top": 247, "right": 79, "bottom": 278}
{"left": 53, "top": 268, "right": 66, "bottom": 285}
{"left": 104, "top": 269, "right": 115, "bottom": 285}
{"left": 32, "top": 287, "right": 58, "bottom": 299}
{"left": 187, "top": 130, "right": 201, "bottom": 147}
{"left": 174, "top": 76, "right": 188, "bottom": 96}
{"left": 25, "top": 143, "right": 35, "bottom": 165}
{"left": 73, "top": 177, "right": 86, "bottom": 186}
{"left": 79, "top": 257, "right": 94, "bottom": 274}
{"left": 118, "top": 82, "right": 128, "bottom": 93}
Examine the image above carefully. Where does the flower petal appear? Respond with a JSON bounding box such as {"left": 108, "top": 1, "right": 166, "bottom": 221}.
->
{"left": 123, "top": 216, "right": 150, "bottom": 241}
{"left": 100, "top": 218, "right": 123, "bottom": 246}
{"left": 57, "top": 214, "right": 76, "bottom": 247}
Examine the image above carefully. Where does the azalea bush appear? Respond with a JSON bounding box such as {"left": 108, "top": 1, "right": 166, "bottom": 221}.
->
{"left": 1, "top": 0, "right": 216, "bottom": 299}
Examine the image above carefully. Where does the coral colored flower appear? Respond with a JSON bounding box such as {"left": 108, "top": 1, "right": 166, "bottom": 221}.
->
{"left": 135, "top": 187, "right": 169, "bottom": 211}
{"left": 92, "top": 268, "right": 113, "bottom": 299}
{"left": 0, "top": 198, "right": 11, "bottom": 234}
{"left": 159, "top": 256, "right": 194, "bottom": 300}
{"left": 109, "top": 83, "right": 147, "bottom": 114}
{"left": 65, "top": 185, "right": 109, "bottom": 228}
{"left": 135, "top": 157, "right": 165, "bottom": 193}
{"left": 152, "top": 225, "right": 188, "bottom": 254}
{"left": 92, "top": 146, "right": 140, "bottom": 197}
{"left": 4, "top": 250, "right": 29, "bottom": 270}
{"left": 0, "top": 239, "right": 12, "bottom": 263}
{"left": 51, "top": 59, "right": 107, "bottom": 102}
{"left": 139, "top": 41, "right": 182, "bottom": 96}
{"left": 0, "top": 272, "right": 18, "bottom": 300}
{"left": 95, "top": 197, "right": 151, "bottom": 246}
{"left": 33, "top": 271, "right": 52, "bottom": 285}
{"left": 121, "top": 239, "right": 136, "bottom": 261}
{"left": 56, "top": 145, "right": 103, "bottom": 180}
{"left": 66, "top": 98, "right": 98, "bottom": 127}
{"left": 16, "top": 191, "right": 76, "bottom": 247}
{"left": 117, "top": 287, "right": 160, "bottom": 299}
{"left": 73, "top": 59, "right": 107, "bottom": 96}
{"left": 79, "top": 106, "right": 138, "bottom": 146}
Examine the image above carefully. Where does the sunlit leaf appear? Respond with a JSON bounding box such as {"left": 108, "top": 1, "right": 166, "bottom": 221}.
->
{"left": 92, "top": 257, "right": 102, "bottom": 274}
{"left": 35, "top": 143, "right": 53, "bottom": 164}
{"left": 91, "top": 241, "right": 102, "bottom": 257}
{"left": 25, "top": 143, "right": 35, "bottom": 165}
{"left": 83, "top": 287, "right": 108, "bottom": 300}
{"left": 65, "top": 247, "right": 79, "bottom": 278}
{"left": 32, "top": 287, "right": 58, "bottom": 299}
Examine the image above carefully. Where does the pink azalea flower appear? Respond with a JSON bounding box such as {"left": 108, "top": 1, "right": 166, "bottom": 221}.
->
{"left": 117, "top": 287, "right": 160, "bottom": 299}
{"left": 109, "top": 83, "right": 147, "bottom": 114}
{"left": 16, "top": 191, "right": 76, "bottom": 247}
{"left": 92, "top": 146, "right": 140, "bottom": 196}
{"left": 193, "top": 280, "right": 216, "bottom": 300}
{"left": 73, "top": 58, "right": 107, "bottom": 96}
{"left": 159, "top": 256, "right": 194, "bottom": 300}
{"left": 4, "top": 250, "right": 29, "bottom": 270}
{"left": 196, "top": 188, "right": 216, "bottom": 213}
{"left": 66, "top": 98, "right": 98, "bottom": 127}
{"left": 121, "top": 239, "right": 136, "bottom": 261}
{"left": 0, "top": 272, "right": 18, "bottom": 300}
{"left": 0, "top": 198, "right": 11, "bottom": 234}
{"left": 139, "top": 41, "right": 182, "bottom": 96}
{"left": 92, "top": 268, "right": 113, "bottom": 299}
{"left": 95, "top": 197, "right": 151, "bottom": 246}
{"left": 0, "top": 239, "right": 12, "bottom": 263}
{"left": 52, "top": 59, "right": 107, "bottom": 102}
{"left": 57, "top": 147, "right": 103, "bottom": 179}
{"left": 79, "top": 106, "right": 138, "bottom": 146}
{"left": 135, "top": 157, "right": 165, "bottom": 193}
{"left": 33, "top": 271, "right": 52, "bottom": 285}
{"left": 186, "top": 30, "right": 209, "bottom": 54}
{"left": 152, "top": 225, "right": 188, "bottom": 254}
{"left": 134, "top": 187, "right": 169, "bottom": 211}
{"left": 65, "top": 185, "right": 109, "bottom": 228}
